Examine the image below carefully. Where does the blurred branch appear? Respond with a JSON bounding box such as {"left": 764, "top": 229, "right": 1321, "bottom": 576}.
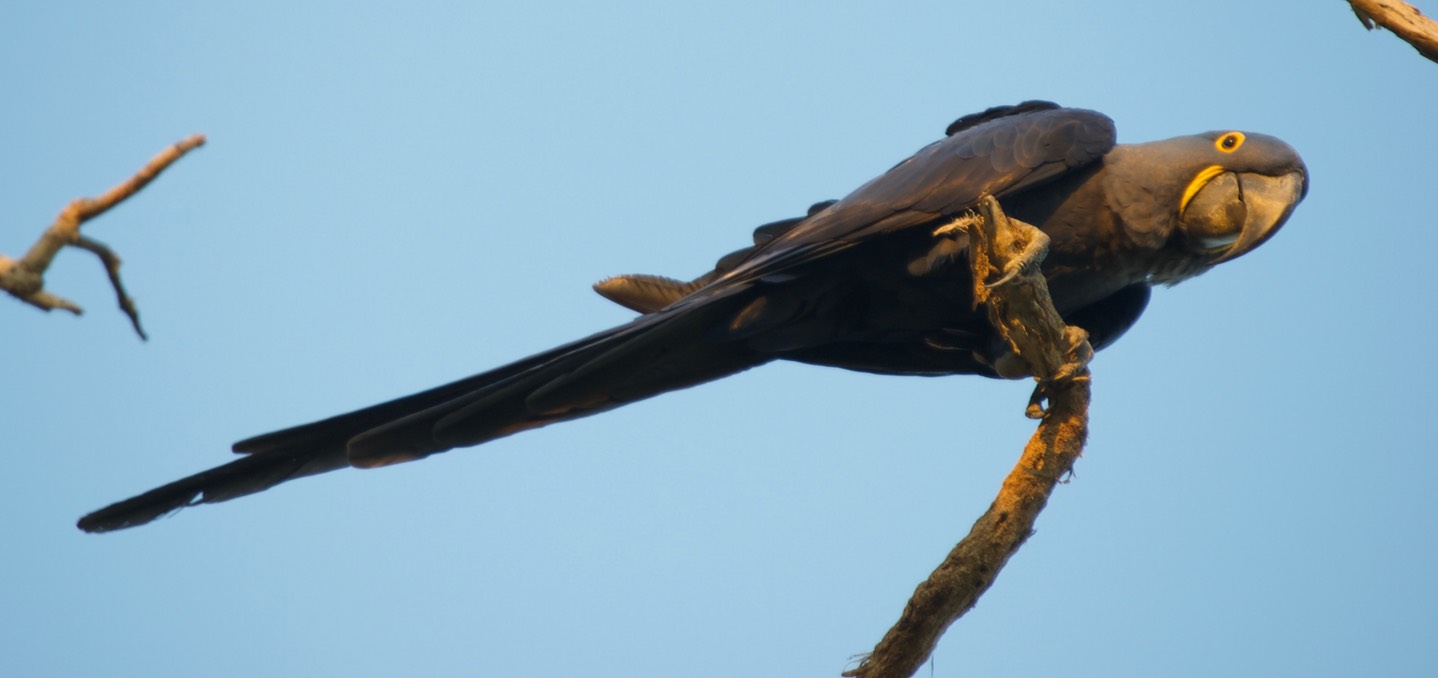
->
{"left": 845, "top": 196, "right": 1093, "bottom": 678}
{"left": 0, "top": 134, "right": 206, "bottom": 339}
{"left": 1349, "top": 0, "right": 1438, "bottom": 63}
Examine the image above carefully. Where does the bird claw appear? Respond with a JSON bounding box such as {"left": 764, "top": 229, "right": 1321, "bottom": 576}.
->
{"left": 1025, "top": 388, "right": 1049, "bottom": 419}
{"left": 1025, "top": 371, "right": 1092, "bottom": 419}
{"left": 1023, "top": 327, "right": 1092, "bottom": 419}
{"left": 932, "top": 213, "right": 979, "bottom": 239}
{"left": 985, "top": 261, "right": 1028, "bottom": 289}
{"left": 981, "top": 216, "right": 1049, "bottom": 290}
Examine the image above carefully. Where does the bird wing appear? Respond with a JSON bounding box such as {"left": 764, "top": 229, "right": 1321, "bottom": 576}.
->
{"left": 463, "top": 105, "right": 1118, "bottom": 427}
{"left": 705, "top": 103, "right": 1116, "bottom": 288}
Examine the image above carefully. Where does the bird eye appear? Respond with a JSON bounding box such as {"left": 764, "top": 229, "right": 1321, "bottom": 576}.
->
{"left": 1216, "top": 132, "right": 1245, "bottom": 153}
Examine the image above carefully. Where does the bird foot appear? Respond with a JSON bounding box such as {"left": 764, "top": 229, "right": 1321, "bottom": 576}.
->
{"left": 985, "top": 228, "right": 1050, "bottom": 289}
{"left": 932, "top": 213, "right": 980, "bottom": 239}
{"left": 1024, "top": 326, "right": 1092, "bottom": 419}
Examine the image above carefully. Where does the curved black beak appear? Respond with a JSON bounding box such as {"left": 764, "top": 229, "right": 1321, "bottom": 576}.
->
{"left": 1210, "top": 170, "right": 1307, "bottom": 264}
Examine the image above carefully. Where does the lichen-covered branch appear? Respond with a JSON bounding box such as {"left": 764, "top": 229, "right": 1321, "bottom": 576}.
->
{"left": 0, "top": 134, "right": 206, "bottom": 339}
{"left": 1349, "top": 0, "right": 1438, "bottom": 63}
{"left": 845, "top": 196, "right": 1093, "bottom": 678}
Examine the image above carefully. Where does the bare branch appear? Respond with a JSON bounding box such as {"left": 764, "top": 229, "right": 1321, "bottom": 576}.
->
{"left": 845, "top": 196, "right": 1093, "bottom": 678}
{"left": 1, "top": 134, "right": 206, "bottom": 339}
{"left": 1349, "top": 0, "right": 1438, "bottom": 63}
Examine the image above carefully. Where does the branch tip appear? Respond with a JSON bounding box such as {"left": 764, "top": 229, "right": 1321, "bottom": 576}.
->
{"left": 1348, "top": 0, "right": 1438, "bottom": 63}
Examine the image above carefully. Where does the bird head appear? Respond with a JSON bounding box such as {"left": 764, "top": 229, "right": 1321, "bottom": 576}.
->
{"left": 1104, "top": 130, "right": 1308, "bottom": 271}
{"left": 1175, "top": 131, "right": 1308, "bottom": 264}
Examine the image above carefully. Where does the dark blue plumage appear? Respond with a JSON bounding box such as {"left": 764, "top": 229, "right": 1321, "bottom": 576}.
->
{"left": 79, "top": 102, "right": 1306, "bottom": 532}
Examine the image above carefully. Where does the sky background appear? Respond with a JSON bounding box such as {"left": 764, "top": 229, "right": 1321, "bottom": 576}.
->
{"left": 4, "top": 2, "right": 1437, "bottom": 677}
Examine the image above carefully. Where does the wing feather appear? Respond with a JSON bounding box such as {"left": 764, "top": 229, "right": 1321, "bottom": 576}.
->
{"left": 713, "top": 107, "right": 1115, "bottom": 286}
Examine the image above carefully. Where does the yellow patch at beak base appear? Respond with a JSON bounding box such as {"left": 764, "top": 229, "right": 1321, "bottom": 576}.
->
{"left": 1180, "top": 165, "right": 1227, "bottom": 213}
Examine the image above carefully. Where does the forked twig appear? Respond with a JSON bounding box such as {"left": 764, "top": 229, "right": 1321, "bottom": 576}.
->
{"left": 0, "top": 134, "right": 206, "bottom": 339}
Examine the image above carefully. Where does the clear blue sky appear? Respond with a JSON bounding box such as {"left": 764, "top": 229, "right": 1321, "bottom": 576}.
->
{"left": 5, "top": 2, "right": 1436, "bottom": 676}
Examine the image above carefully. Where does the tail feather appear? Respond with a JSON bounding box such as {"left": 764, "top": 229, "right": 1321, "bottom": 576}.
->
{"left": 79, "top": 289, "right": 766, "bottom": 532}
{"left": 78, "top": 323, "right": 632, "bottom": 533}
{"left": 76, "top": 443, "right": 348, "bottom": 533}
{"left": 349, "top": 298, "right": 766, "bottom": 465}
{"left": 231, "top": 323, "right": 635, "bottom": 456}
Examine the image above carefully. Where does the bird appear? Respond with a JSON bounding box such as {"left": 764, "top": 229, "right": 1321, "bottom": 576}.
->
{"left": 77, "top": 101, "right": 1308, "bottom": 533}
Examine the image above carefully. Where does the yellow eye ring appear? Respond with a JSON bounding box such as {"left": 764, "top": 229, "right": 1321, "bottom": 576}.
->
{"left": 1216, "top": 132, "right": 1245, "bottom": 153}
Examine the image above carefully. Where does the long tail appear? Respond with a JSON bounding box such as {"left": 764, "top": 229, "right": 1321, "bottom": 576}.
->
{"left": 78, "top": 299, "right": 766, "bottom": 533}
